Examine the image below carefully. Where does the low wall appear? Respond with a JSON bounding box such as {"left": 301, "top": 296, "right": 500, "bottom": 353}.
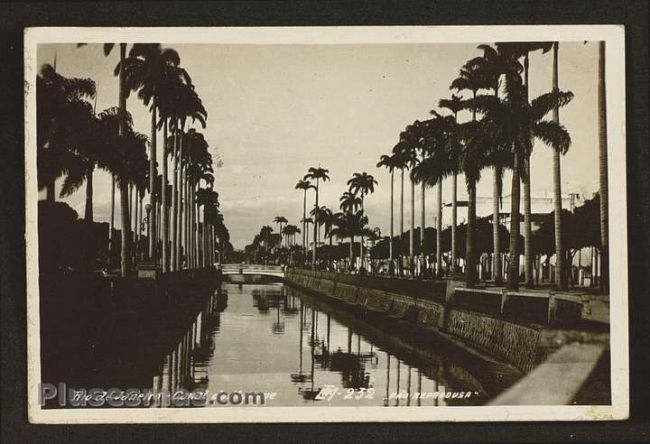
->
{"left": 285, "top": 267, "right": 608, "bottom": 378}
{"left": 451, "top": 288, "right": 585, "bottom": 328}
{"left": 295, "top": 268, "right": 447, "bottom": 302}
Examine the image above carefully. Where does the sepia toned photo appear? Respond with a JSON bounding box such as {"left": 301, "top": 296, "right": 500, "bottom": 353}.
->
{"left": 24, "top": 25, "right": 628, "bottom": 423}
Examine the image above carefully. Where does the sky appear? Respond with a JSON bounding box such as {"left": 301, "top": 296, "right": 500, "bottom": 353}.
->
{"left": 37, "top": 42, "right": 600, "bottom": 249}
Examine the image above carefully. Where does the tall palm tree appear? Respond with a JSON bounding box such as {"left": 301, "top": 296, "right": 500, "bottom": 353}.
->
{"left": 395, "top": 123, "right": 423, "bottom": 273}
{"left": 339, "top": 191, "right": 362, "bottom": 214}
{"left": 55, "top": 100, "right": 102, "bottom": 224}
{"left": 36, "top": 64, "right": 97, "bottom": 206}
{"left": 495, "top": 42, "right": 554, "bottom": 288}
{"left": 274, "top": 216, "right": 288, "bottom": 247}
{"left": 347, "top": 172, "right": 377, "bottom": 269}
{"left": 465, "top": 45, "right": 518, "bottom": 284}
{"left": 390, "top": 138, "right": 411, "bottom": 273}
{"left": 303, "top": 167, "right": 330, "bottom": 268}
{"left": 472, "top": 70, "right": 573, "bottom": 291}
{"left": 157, "top": 66, "right": 194, "bottom": 271}
{"left": 411, "top": 113, "right": 455, "bottom": 277}
{"left": 295, "top": 179, "right": 315, "bottom": 252}
{"left": 450, "top": 60, "right": 491, "bottom": 286}
{"left": 438, "top": 94, "right": 464, "bottom": 274}
{"left": 120, "top": 44, "right": 188, "bottom": 262}
{"left": 330, "top": 210, "right": 373, "bottom": 268}
{"left": 170, "top": 86, "right": 206, "bottom": 270}
{"left": 302, "top": 217, "right": 314, "bottom": 260}
{"left": 598, "top": 41, "right": 608, "bottom": 293}
{"left": 376, "top": 154, "right": 398, "bottom": 262}
{"left": 76, "top": 43, "right": 132, "bottom": 273}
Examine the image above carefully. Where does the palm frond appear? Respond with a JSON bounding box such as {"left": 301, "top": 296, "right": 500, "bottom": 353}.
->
{"left": 533, "top": 121, "right": 572, "bottom": 154}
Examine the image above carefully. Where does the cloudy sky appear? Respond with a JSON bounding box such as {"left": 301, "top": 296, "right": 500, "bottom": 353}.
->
{"left": 38, "top": 41, "right": 600, "bottom": 249}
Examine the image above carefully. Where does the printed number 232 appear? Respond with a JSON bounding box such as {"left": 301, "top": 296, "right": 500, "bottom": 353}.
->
{"left": 344, "top": 388, "right": 375, "bottom": 400}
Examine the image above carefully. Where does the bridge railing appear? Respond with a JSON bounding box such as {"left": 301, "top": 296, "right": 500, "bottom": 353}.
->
{"left": 220, "top": 263, "right": 285, "bottom": 274}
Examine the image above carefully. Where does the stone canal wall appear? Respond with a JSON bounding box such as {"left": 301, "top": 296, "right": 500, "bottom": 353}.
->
{"left": 285, "top": 268, "right": 608, "bottom": 376}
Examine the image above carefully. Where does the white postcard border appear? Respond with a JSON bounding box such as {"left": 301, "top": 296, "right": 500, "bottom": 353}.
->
{"left": 24, "top": 24, "right": 628, "bottom": 423}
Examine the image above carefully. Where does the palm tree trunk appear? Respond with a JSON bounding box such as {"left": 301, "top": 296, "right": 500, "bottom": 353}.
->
{"left": 84, "top": 167, "right": 93, "bottom": 222}
{"left": 149, "top": 101, "right": 157, "bottom": 261}
{"left": 400, "top": 169, "right": 405, "bottom": 238}
{"left": 305, "top": 223, "right": 309, "bottom": 262}
{"left": 360, "top": 195, "right": 365, "bottom": 270}
{"left": 436, "top": 179, "right": 442, "bottom": 277}
{"left": 493, "top": 166, "right": 502, "bottom": 285}
{"left": 162, "top": 119, "right": 169, "bottom": 272}
{"left": 523, "top": 158, "right": 533, "bottom": 288}
{"left": 389, "top": 170, "right": 394, "bottom": 262}
{"left": 118, "top": 44, "right": 131, "bottom": 276}
{"left": 522, "top": 53, "right": 534, "bottom": 288}
{"left": 420, "top": 181, "right": 425, "bottom": 249}
{"left": 409, "top": 174, "right": 415, "bottom": 270}
{"left": 507, "top": 150, "right": 521, "bottom": 291}
{"left": 451, "top": 171, "right": 457, "bottom": 273}
{"left": 598, "top": 41, "right": 609, "bottom": 294}
{"left": 129, "top": 184, "right": 134, "bottom": 244}
{"left": 109, "top": 175, "right": 115, "bottom": 265}
{"left": 350, "top": 235, "right": 354, "bottom": 266}
{"left": 302, "top": 190, "right": 307, "bottom": 251}
{"left": 312, "top": 181, "right": 318, "bottom": 268}
{"left": 195, "top": 191, "right": 200, "bottom": 268}
{"left": 551, "top": 42, "right": 568, "bottom": 291}
{"left": 177, "top": 133, "right": 184, "bottom": 269}
{"left": 138, "top": 194, "right": 143, "bottom": 260}
{"left": 184, "top": 175, "right": 189, "bottom": 268}
{"left": 172, "top": 128, "right": 179, "bottom": 271}
{"left": 466, "top": 179, "right": 477, "bottom": 287}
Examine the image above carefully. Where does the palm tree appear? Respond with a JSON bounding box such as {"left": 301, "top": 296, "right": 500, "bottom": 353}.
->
{"left": 339, "top": 191, "right": 362, "bottom": 214}
{"left": 411, "top": 114, "right": 455, "bottom": 277}
{"left": 347, "top": 172, "right": 378, "bottom": 269}
{"left": 302, "top": 217, "right": 314, "bottom": 260}
{"left": 54, "top": 100, "right": 102, "bottom": 223}
{"left": 330, "top": 210, "right": 374, "bottom": 269}
{"left": 376, "top": 154, "right": 398, "bottom": 262}
{"left": 390, "top": 138, "right": 412, "bottom": 274}
{"left": 438, "top": 94, "right": 464, "bottom": 274}
{"left": 156, "top": 64, "right": 194, "bottom": 272}
{"left": 274, "top": 216, "right": 288, "bottom": 247}
{"left": 295, "top": 179, "right": 315, "bottom": 252}
{"left": 303, "top": 167, "right": 330, "bottom": 268}
{"left": 283, "top": 224, "right": 300, "bottom": 248}
{"left": 76, "top": 43, "right": 132, "bottom": 274}
{"left": 394, "top": 124, "right": 423, "bottom": 274}
{"left": 598, "top": 41, "right": 608, "bottom": 293}
{"left": 36, "top": 64, "right": 97, "bottom": 206}
{"left": 472, "top": 69, "right": 573, "bottom": 291}
{"left": 495, "top": 42, "right": 554, "bottom": 288}
{"left": 197, "top": 187, "right": 219, "bottom": 266}
{"left": 171, "top": 86, "right": 207, "bottom": 270}
{"left": 450, "top": 60, "right": 491, "bottom": 286}
{"left": 120, "top": 44, "right": 188, "bottom": 262}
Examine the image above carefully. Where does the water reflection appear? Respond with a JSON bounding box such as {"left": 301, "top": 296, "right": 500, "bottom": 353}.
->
{"left": 148, "top": 282, "right": 489, "bottom": 407}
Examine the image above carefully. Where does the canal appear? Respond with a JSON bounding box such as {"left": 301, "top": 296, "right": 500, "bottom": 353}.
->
{"left": 146, "top": 278, "right": 496, "bottom": 407}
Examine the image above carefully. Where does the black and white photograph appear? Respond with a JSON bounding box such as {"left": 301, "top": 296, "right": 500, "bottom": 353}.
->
{"left": 24, "top": 25, "right": 628, "bottom": 423}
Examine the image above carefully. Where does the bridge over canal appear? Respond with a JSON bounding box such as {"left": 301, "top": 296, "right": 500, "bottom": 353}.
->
{"left": 220, "top": 263, "right": 285, "bottom": 278}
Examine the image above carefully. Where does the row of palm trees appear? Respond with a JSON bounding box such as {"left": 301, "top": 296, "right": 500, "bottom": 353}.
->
{"left": 37, "top": 43, "right": 232, "bottom": 276}
{"left": 375, "top": 41, "right": 608, "bottom": 292}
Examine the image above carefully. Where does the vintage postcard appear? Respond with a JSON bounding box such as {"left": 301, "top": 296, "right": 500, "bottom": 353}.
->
{"left": 24, "top": 25, "right": 628, "bottom": 423}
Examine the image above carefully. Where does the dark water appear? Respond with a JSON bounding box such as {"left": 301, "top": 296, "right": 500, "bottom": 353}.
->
{"left": 148, "top": 280, "right": 493, "bottom": 407}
